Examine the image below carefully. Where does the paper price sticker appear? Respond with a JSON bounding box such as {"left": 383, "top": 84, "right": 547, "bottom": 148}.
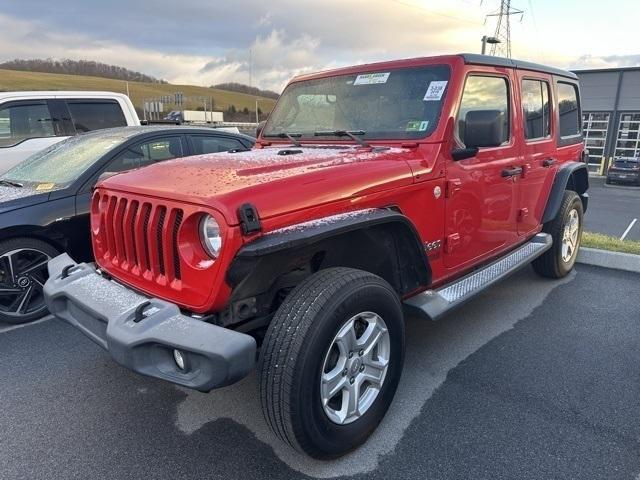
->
{"left": 423, "top": 81, "right": 448, "bottom": 101}
{"left": 354, "top": 72, "right": 390, "bottom": 85}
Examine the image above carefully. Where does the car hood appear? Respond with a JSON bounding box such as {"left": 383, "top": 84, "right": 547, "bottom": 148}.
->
{"left": 98, "top": 146, "right": 417, "bottom": 225}
{"left": 0, "top": 186, "right": 51, "bottom": 214}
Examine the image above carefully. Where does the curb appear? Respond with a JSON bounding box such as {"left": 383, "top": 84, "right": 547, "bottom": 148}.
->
{"left": 577, "top": 247, "right": 640, "bottom": 273}
{"left": 603, "top": 183, "right": 640, "bottom": 191}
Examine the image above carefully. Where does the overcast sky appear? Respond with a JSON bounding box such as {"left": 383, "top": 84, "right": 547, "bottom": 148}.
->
{"left": 0, "top": 0, "right": 638, "bottom": 92}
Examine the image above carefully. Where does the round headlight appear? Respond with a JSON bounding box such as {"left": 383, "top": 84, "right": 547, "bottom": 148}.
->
{"left": 199, "top": 214, "right": 222, "bottom": 258}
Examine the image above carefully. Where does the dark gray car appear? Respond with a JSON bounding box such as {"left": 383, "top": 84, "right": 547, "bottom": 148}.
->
{"left": 0, "top": 126, "right": 254, "bottom": 324}
{"left": 606, "top": 157, "right": 640, "bottom": 186}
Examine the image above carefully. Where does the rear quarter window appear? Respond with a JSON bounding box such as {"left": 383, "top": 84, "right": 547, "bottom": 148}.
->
{"left": 557, "top": 82, "right": 581, "bottom": 138}
{"left": 189, "top": 135, "right": 245, "bottom": 154}
{"left": 66, "top": 100, "right": 127, "bottom": 132}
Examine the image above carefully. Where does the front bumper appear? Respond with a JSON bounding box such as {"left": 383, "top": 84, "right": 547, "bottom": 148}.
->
{"left": 44, "top": 253, "right": 256, "bottom": 392}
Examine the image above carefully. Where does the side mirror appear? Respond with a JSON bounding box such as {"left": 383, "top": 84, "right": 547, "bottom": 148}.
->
{"left": 451, "top": 110, "right": 504, "bottom": 161}
{"left": 463, "top": 109, "right": 505, "bottom": 148}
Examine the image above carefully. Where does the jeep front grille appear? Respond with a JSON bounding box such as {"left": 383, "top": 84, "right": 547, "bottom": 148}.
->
{"left": 96, "top": 192, "right": 184, "bottom": 284}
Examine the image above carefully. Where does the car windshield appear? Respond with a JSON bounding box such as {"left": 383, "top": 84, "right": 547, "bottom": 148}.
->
{"left": 1, "top": 131, "right": 131, "bottom": 189}
{"left": 263, "top": 65, "right": 451, "bottom": 141}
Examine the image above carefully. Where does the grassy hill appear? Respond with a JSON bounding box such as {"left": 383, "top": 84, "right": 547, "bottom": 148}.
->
{"left": 0, "top": 69, "right": 277, "bottom": 115}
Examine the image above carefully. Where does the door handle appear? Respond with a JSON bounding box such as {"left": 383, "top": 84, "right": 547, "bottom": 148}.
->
{"left": 501, "top": 166, "right": 524, "bottom": 178}
{"left": 542, "top": 158, "right": 556, "bottom": 167}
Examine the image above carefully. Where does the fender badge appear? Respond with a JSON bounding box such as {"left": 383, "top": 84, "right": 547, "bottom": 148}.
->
{"left": 433, "top": 186, "right": 442, "bottom": 199}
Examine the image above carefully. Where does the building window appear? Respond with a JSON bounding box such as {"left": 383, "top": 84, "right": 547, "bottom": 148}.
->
{"left": 558, "top": 82, "right": 580, "bottom": 138}
{"left": 614, "top": 112, "right": 640, "bottom": 159}
{"left": 582, "top": 112, "right": 610, "bottom": 171}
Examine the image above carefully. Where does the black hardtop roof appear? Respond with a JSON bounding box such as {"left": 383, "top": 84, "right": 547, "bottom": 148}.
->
{"left": 460, "top": 53, "right": 578, "bottom": 80}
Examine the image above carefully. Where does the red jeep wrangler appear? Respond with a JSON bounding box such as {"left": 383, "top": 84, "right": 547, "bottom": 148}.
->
{"left": 44, "top": 54, "right": 588, "bottom": 459}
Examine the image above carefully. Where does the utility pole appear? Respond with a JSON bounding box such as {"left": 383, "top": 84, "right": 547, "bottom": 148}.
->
{"left": 485, "top": 0, "right": 523, "bottom": 58}
{"left": 249, "top": 49, "right": 253, "bottom": 88}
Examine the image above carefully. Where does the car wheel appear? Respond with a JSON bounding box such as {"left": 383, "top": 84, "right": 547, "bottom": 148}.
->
{"left": 0, "top": 237, "right": 60, "bottom": 324}
{"left": 258, "top": 267, "right": 405, "bottom": 459}
{"left": 532, "top": 190, "right": 583, "bottom": 279}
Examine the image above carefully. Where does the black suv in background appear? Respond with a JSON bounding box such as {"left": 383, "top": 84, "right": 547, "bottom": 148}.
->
{"left": 0, "top": 126, "right": 254, "bottom": 324}
{"left": 606, "top": 157, "right": 640, "bottom": 186}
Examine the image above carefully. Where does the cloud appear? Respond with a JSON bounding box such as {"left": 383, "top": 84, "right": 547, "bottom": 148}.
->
{"left": 0, "top": 1, "right": 637, "bottom": 93}
{"left": 571, "top": 54, "right": 640, "bottom": 70}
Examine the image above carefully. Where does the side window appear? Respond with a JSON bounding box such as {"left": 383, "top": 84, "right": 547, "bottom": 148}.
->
{"left": 0, "top": 102, "right": 56, "bottom": 147}
{"left": 66, "top": 100, "right": 127, "bottom": 133}
{"left": 456, "top": 75, "right": 510, "bottom": 146}
{"left": 557, "top": 83, "right": 580, "bottom": 138}
{"left": 521, "top": 79, "right": 551, "bottom": 140}
{"left": 189, "top": 135, "right": 245, "bottom": 154}
{"left": 105, "top": 137, "right": 184, "bottom": 174}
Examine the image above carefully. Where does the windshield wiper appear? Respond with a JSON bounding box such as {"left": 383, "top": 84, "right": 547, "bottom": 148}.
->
{"left": 0, "top": 179, "right": 23, "bottom": 188}
{"left": 263, "top": 132, "right": 303, "bottom": 147}
{"left": 314, "top": 130, "right": 370, "bottom": 147}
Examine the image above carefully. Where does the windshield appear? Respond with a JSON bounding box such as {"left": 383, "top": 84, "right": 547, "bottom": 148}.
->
{"left": 263, "top": 65, "right": 451, "bottom": 141}
{"left": 1, "top": 132, "right": 130, "bottom": 189}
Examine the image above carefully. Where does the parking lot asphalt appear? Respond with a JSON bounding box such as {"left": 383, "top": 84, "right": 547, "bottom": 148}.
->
{"left": 1, "top": 264, "right": 639, "bottom": 480}
{"left": 585, "top": 176, "right": 639, "bottom": 241}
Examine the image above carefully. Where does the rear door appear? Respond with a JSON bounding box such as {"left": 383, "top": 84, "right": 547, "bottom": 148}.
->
{"left": 515, "top": 73, "right": 556, "bottom": 235}
{"left": 444, "top": 69, "right": 520, "bottom": 269}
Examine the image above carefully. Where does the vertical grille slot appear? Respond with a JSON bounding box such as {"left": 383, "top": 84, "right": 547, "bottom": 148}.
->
{"left": 172, "top": 210, "right": 183, "bottom": 280}
{"left": 113, "top": 198, "right": 127, "bottom": 265}
{"left": 156, "top": 207, "right": 167, "bottom": 276}
{"left": 142, "top": 204, "right": 152, "bottom": 271}
{"left": 105, "top": 196, "right": 117, "bottom": 259}
{"left": 124, "top": 201, "right": 139, "bottom": 267}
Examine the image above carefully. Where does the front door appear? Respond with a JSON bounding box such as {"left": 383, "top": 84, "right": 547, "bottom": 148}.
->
{"left": 444, "top": 71, "right": 520, "bottom": 269}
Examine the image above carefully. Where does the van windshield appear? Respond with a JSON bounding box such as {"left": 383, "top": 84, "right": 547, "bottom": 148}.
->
{"left": 263, "top": 65, "right": 451, "bottom": 141}
{"left": 1, "top": 132, "right": 130, "bottom": 189}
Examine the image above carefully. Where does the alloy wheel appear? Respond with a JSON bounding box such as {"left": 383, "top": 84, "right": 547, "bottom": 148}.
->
{"left": 561, "top": 208, "right": 580, "bottom": 263}
{"left": 320, "top": 311, "right": 390, "bottom": 425}
{"left": 0, "top": 248, "right": 51, "bottom": 318}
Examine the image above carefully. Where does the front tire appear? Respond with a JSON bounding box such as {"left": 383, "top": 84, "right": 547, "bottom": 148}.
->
{"left": 532, "top": 190, "right": 583, "bottom": 279}
{"left": 0, "top": 237, "right": 59, "bottom": 324}
{"left": 258, "top": 267, "right": 405, "bottom": 459}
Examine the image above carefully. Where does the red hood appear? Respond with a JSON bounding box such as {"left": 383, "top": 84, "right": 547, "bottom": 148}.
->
{"left": 98, "top": 146, "right": 417, "bottom": 225}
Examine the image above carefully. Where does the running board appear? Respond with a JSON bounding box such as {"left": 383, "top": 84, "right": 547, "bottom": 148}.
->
{"left": 404, "top": 233, "right": 552, "bottom": 321}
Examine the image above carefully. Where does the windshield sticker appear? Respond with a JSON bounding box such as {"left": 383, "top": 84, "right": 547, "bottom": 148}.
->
{"left": 423, "top": 80, "right": 448, "bottom": 101}
{"left": 354, "top": 72, "right": 390, "bottom": 85}
{"left": 406, "top": 121, "right": 421, "bottom": 132}
{"left": 405, "top": 120, "right": 430, "bottom": 132}
{"left": 36, "top": 183, "right": 55, "bottom": 191}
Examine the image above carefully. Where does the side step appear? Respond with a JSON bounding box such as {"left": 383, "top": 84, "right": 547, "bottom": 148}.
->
{"left": 404, "top": 233, "right": 552, "bottom": 321}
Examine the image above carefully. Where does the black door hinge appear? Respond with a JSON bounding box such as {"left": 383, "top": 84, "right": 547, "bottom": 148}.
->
{"left": 238, "top": 203, "right": 262, "bottom": 235}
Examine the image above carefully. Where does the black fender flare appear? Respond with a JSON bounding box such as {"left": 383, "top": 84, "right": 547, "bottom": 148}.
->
{"left": 225, "top": 208, "right": 431, "bottom": 321}
{"left": 541, "top": 162, "right": 589, "bottom": 224}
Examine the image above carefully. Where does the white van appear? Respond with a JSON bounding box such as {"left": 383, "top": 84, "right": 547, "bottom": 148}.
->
{"left": 0, "top": 91, "right": 140, "bottom": 172}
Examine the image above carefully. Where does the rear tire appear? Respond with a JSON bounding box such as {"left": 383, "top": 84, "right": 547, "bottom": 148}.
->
{"left": 532, "top": 191, "right": 583, "bottom": 279}
{"left": 0, "top": 237, "right": 59, "bottom": 324}
{"left": 258, "top": 267, "right": 405, "bottom": 459}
